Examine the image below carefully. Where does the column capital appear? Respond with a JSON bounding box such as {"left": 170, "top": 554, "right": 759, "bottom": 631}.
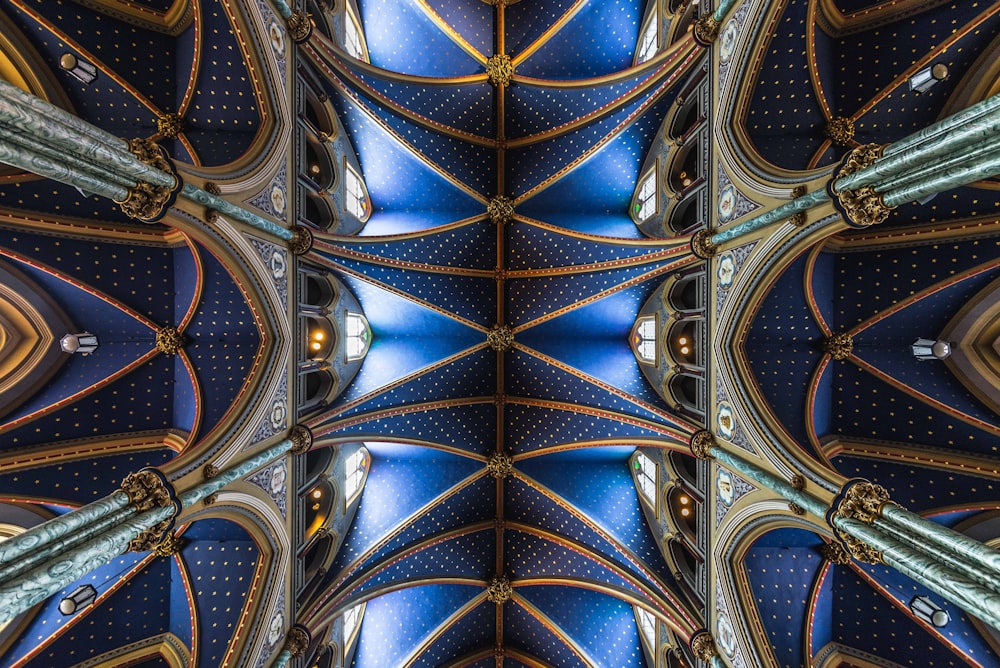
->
{"left": 119, "top": 469, "right": 176, "bottom": 512}
{"left": 830, "top": 143, "right": 893, "bottom": 227}
{"left": 290, "top": 425, "right": 314, "bottom": 454}
{"left": 819, "top": 540, "right": 851, "bottom": 565}
{"left": 693, "top": 15, "right": 720, "bottom": 46}
{"left": 289, "top": 225, "right": 314, "bottom": 255}
{"left": 286, "top": 10, "right": 313, "bottom": 43}
{"left": 117, "top": 138, "right": 179, "bottom": 223}
{"left": 689, "top": 630, "right": 719, "bottom": 662}
{"left": 689, "top": 430, "right": 717, "bottom": 459}
{"left": 283, "top": 625, "right": 311, "bottom": 658}
{"left": 833, "top": 479, "right": 895, "bottom": 524}
{"left": 690, "top": 229, "right": 718, "bottom": 259}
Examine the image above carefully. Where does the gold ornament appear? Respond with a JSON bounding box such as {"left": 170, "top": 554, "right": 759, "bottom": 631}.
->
{"left": 290, "top": 425, "right": 314, "bottom": 454}
{"left": 284, "top": 626, "right": 311, "bottom": 658}
{"left": 820, "top": 331, "right": 853, "bottom": 360}
{"left": 825, "top": 116, "right": 855, "bottom": 147}
{"left": 116, "top": 138, "right": 177, "bottom": 222}
{"left": 819, "top": 541, "right": 851, "bottom": 565}
{"left": 204, "top": 181, "right": 222, "bottom": 196}
{"left": 486, "top": 54, "right": 513, "bottom": 87}
{"left": 203, "top": 492, "right": 219, "bottom": 506}
{"left": 789, "top": 212, "right": 807, "bottom": 227}
{"left": 835, "top": 480, "right": 893, "bottom": 524}
{"left": 289, "top": 225, "right": 314, "bottom": 255}
{"left": 128, "top": 518, "right": 173, "bottom": 553}
{"left": 789, "top": 474, "right": 806, "bottom": 490}
{"left": 486, "top": 574, "right": 512, "bottom": 604}
{"left": 120, "top": 469, "right": 174, "bottom": 511}
{"left": 204, "top": 464, "right": 219, "bottom": 479}
{"left": 690, "top": 229, "right": 718, "bottom": 259}
{"left": 156, "top": 112, "right": 184, "bottom": 139}
{"left": 487, "top": 324, "right": 514, "bottom": 352}
{"left": 156, "top": 325, "right": 186, "bottom": 355}
{"left": 689, "top": 430, "right": 716, "bottom": 460}
{"left": 832, "top": 143, "right": 893, "bottom": 227}
{"left": 153, "top": 531, "right": 186, "bottom": 557}
{"left": 487, "top": 195, "right": 514, "bottom": 225}
{"left": 286, "top": 10, "right": 313, "bottom": 43}
{"left": 788, "top": 502, "right": 806, "bottom": 515}
{"left": 835, "top": 528, "right": 883, "bottom": 564}
{"left": 487, "top": 451, "right": 513, "bottom": 479}
{"left": 690, "top": 631, "right": 718, "bottom": 662}
{"left": 693, "top": 15, "right": 720, "bottom": 45}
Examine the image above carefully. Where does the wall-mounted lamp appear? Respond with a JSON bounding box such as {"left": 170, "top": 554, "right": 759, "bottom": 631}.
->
{"left": 910, "top": 595, "right": 950, "bottom": 627}
{"left": 59, "top": 584, "right": 97, "bottom": 615}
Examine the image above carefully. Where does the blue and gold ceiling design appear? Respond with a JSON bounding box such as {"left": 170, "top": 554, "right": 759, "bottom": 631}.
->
{"left": 1, "top": 0, "right": 1000, "bottom": 667}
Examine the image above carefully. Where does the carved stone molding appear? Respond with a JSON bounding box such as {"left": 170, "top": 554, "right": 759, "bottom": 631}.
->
{"left": 487, "top": 324, "right": 514, "bottom": 352}
{"left": 290, "top": 425, "right": 314, "bottom": 454}
{"left": 689, "top": 430, "right": 717, "bottom": 460}
{"left": 690, "top": 229, "right": 718, "bottom": 259}
{"left": 487, "top": 195, "right": 514, "bottom": 225}
{"left": 120, "top": 469, "right": 174, "bottom": 512}
{"left": 486, "top": 574, "right": 512, "bottom": 604}
{"left": 487, "top": 451, "right": 513, "bottom": 479}
{"left": 486, "top": 54, "right": 513, "bottom": 87}
{"left": 820, "top": 330, "right": 853, "bottom": 360}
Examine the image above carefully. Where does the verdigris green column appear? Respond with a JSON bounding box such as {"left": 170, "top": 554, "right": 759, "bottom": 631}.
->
{"left": 881, "top": 146, "right": 1000, "bottom": 207}
{"left": 711, "top": 0, "right": 739, "bottom": 21}
{"left": 834, "top": 515, "right": 1000, "bottom": 631}
{"left": 180, "top": 183, "right": 294, "bottom": 242}
{"left": 881, "top": 92, "right": 1000, "bottom": 158}
{"left": 0, "top": 433, "right": 306, "bottom": 626}
{"left": 690, "top": 431, "right": 827, "bottom": 517}
{"left": 270, "top": 626, "right": 311, "bottom": 668}
{"left": 271, "top": 650, "right": 292, "bottom": 668}
{"left": 268, "top": 0, "right": 292, "bottom": 18}
{"left": 709, "top": 188, "right": 830, "bottom": 246}
{"left": 0, "top": 125, "right": 138, "bottom": 191}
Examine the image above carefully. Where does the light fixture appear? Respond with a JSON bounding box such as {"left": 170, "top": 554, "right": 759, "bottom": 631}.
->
{"left": 311, "top": 341, "right": 322, "bottom": 351}
{"left": 911, "top": 338, "right": 951, "bottom": 361}
{"left": 312, "top": 489, "right": 322, "bottom": 499}
{"left": 60, "top": 332, "right": 99, "bottom": 356}
{"left": 314, "top": 331, "right": 325, "bottom": 341}
{"left": 679, "top": 495, "right": 689, "bottom": 505}
{"left": 910, "top": 595, "right": 950, "bottom": 627}
{"left": 680, "top": 346, "right": 690, "bottom": 355}
{"left": 680, "top": 508, "right": 690, "bottom": 517}
{"left": 909, "top": 63, "right": 948, "bottom": 94}
{"left": 59, "top": 53, "right": 97, "bottom": 84}
{"left": 678, "top": 337, "right": 687, "bottom": 345}
{"left": 59, "top": 584, "right": 97, "bottom": 615}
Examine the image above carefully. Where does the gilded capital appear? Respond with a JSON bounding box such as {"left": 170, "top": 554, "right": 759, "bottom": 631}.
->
{"left": 117, "top": 138, "right": 177, "bottom": 223}
{"left": 487, "top": 451, "right": 513, "bottom": 479}
{"left": 129, "top": 518, "right": 174, "bottom": 553}
{"left": 487, "top": 324, "right": 514, "bottom": 352}
{"left": 153, "top": 531, "right": 186, "bottom": 557}
{"left": 832, "top": 143, "right": 893, "bottom": 227}
{"left": 690, "top": 229, "right": 718, "bottom": 259}
{"left": 835, "top": 480, "right": 893, "bottom": 524}
{"left": 486, "top": 54, "right": 513, "bottom": 87}
{"left": 488, "top": 195, "right": 514, "bottom": 225}
{"left": 819, "top": 540, "right": 851, "bottom": 565}
{"left": 689, "top": 630, "right": 718, "bottom": 662}
{"left": 156, "top": 325, "right": 186, "bottom": 355}
{"left": 289, "top": 225, "right": 314, "bottom": 255}
{"left": 836, "top": 529, "right": 883, "bottom": 564}
{"left": 487, "top": 574, "right": 512, "bottom": 604}
{"left": 820, "top": 331, "right": 853, "bottom": 360}
{"left": 286, "top": 10, "right": 313, "bottom": 43}
{"left": 689, "top": 430, "right": 716, "bottom": 460}
{"left": 693, "top": 15, "right": 720, "bottom": 45}
{"left": 120, "top": 469, "right": 175, "bottom": 512}
{"left": 284, "top": 626, "right": 311, "bottom": 658}
{"left": 290, "top": 425, "right": 314, "bottom": 454}
{"left": 156, "top": 112, "right": 184, "bottom": 139}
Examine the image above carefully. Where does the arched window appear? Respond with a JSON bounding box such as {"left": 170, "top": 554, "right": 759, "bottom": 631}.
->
{"left": 343, "top": 602, "right": 364, "bottom": 650}
{"left": 635, "top": 606, "right": 656, "bottom": 650}
{"left": 344, "top": 162, "right": 371, "bottom": 221}
{"left": 632, "top": 168, "right": 657, "bottom": 223}
{"left": 345, "top": 447, "right": 368, "bottom": 503}
{"left": 636, "top": 10, "right": 658, "bottom": 64}
{"left": 345, "top": 312, "right": 371, "bottom": 362}
{"left": 344, "top": 6, "right": 368, "bottom": 61}
{"left": 632, "top": 451, "right": 657, "bottom": 506}
{"left": 631, "top": 315, "right": 657, "bottom": 365}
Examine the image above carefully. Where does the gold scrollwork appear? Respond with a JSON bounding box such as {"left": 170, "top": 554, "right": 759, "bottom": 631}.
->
{"left": 690, "top": 631, "right": 718, "bottom": 662}
{"left": 290, "top": 424, "right": 314, "bottom": 454}
{"left": 284, "top": 626, "right": 311, "bottom": 658}
{"left": 486, "top": 451, "right": 513, "bottom": 479}
{"left": 156, "top": 112, "right": 184, "bottom": 139}
{"left": 487, "top": 324, "right": 514, "bottom": 352}
{"left": 289, "top": 225, "right": 314, "bottom": 255}
{"left": 487, "top": 195, "right": 514, "bottom": 225}
{"left": 286, "top": 10, "right": 313, "bottom": 43}
{"left": 825, "top": 116, "right": 855, "bottom": 147}
{"left": 153, "top": 531, "right": 186, "bottom": 557}
{"left": 486, "top": 54, "right": 513, "bottom": 87}
{"left": 690, "top": 229, "right": 718, "bottom": 259}
{"left": 693, "top": 15, "right": 720, "bottom": 45}
{"left": 120, "top": 469, "right": 174, "bottom": 511}
{"left": 819, "top": 540, "right": 851, "bottom": 565}
{"left": 689, "top": 430, "right": 716, "bottom": 460}
{"left": 155, "top": 325, "right": 186, "bottom": 355}
{"left": 128, "top": 517, "right": 173, "bottom": 553}
{"left": 836, "top": 481, "right": 893, "bottom": 524}
{"left": 486, "top": 574, "right": 512, "bottom": 604}
{"left": 832, "top": 143, "right": 893, "bottom": 227}
{"left": 820, "top": 330, "right": 853, "bottom": 360}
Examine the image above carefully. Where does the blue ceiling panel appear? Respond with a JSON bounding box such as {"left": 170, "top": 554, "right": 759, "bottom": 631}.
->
{"left": 333, "top": 444, "right": 485, "bottom": 570}
{"left": 504, "top": 529, "right": 643, "bottom": 598}
{"left": 411, "top": 598, "right": 495, "bottom": 667}
{"left": 516, "top": 584, "right": 646, "bottom": 668}
{"left": 508, "top": 92, "right": 671, "bottom": 200}
{"left": 508, "top": 69, "right": 659, "bottom": 138}
{"left": 334, "top": 347, "right": 496, "bottom": 421}
{"left": 168, "top": 555, "right": 193, "bottom": 649}
{"left": 503, "top": 599, "right": 585, "bottom": 667}
{"left": 342, "top": 68, "right": 494, "bottom": 138}
{"left": 325, "top": 256, "right": 496, "bottom": 326}
{"left": 505, "top": 403, "right": 672, "bottom": 454}
{"left": 510, "top": 0, "right": 642, "bottom": 80}
{"left": 350, "top": 529, "right": 494, "bottom": 598}
{"left": 831, "top": 454, "right": 999, "bottom": 512}
{"left": 331, "top": 93, "right": 485, "bottom": 222}
{"left": 322, "top": 403, "right": 497, "bottom": 454}
{"left": 0, "top": 552, "right": 148, "bottom": 667}
{"left": 832, "top": 566, "right": 970, "bottom": 666}
{"left": 421, "top": 0, "right": 493, "bottom": 56}
{"left": 328, "top": 219, "right": 495, "bottom": 269}
{"left": 744, "top": 529, "right": 824, "bottom": 668}
{"left": 505, "top": 0, "right": 580, "bottom": 57}
{"left": 0, "top": 448, "right": 174, "bottom": 505}
{"left": 351, "top": 583, "right": 483, "bottom": 667}
{"left": 0, "top": 180, "right": 136, "bottom": 224}
{"left": 855, "top": 560, "right": 1000, "bottom": 666}
{"left": 507, "top": 222, "right": 666, "bottom": 270}
{"left": 356, "top": 0, "right": 485, "bottom": 77}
